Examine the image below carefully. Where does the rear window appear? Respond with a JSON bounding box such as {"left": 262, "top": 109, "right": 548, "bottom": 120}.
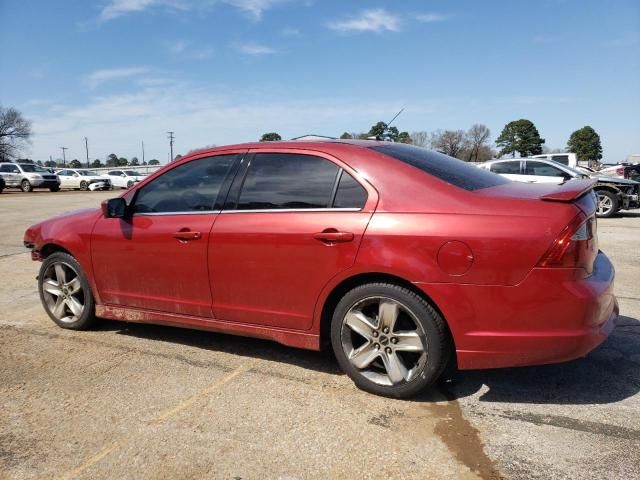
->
{"left": 370, "top": 144, "right": 509, "bottom": 191}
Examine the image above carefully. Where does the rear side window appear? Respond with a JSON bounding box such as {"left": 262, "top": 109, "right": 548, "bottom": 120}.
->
{"left": 237, "top": 153, "right": 339, "bottom": 210}
{"left": 552, "top": 155, "right": 569, "bottom": 165}
{"left": 370, "top": 144, "right": 509, "bottom": 191}
{"left": 134, "top": 154, "right": 238, "bottom": 213}
{"left": 524, "top": 161, "right": 566, "bottom": 177}
{"left": 334, "top": 171, "right": 367, "bottom": 208}
{"left": 490, "top": 162, "right": 521, "bottom": 174}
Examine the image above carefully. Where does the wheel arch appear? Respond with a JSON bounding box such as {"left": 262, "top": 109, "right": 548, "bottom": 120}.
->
{"left": 40, "top": 243, "right": 73, "bottom": 259}
{"left": 318, "top": 272, "right": 454, "bottom": 352}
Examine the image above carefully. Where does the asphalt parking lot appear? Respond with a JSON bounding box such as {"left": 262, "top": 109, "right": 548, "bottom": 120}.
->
{"left": 1, "top": 190, "right": 639, "bottom": 480}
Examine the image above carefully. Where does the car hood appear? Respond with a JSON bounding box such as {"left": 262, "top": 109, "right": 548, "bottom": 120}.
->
{"left": 593, "top": 175, "right": 640, "bottom": 185}
{"left": 24, "top": 208, "right": 101, "bottom": 245}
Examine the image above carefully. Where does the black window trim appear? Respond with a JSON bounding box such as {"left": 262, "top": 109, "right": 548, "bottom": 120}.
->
{"left": 490, "top": 160, "right": 523, "bottom": 175}
{"left": 130, "top": 152, "right": 246, "bottom": 216}
{"left": 221, "top": 151, "right": 367, "bottom": 213}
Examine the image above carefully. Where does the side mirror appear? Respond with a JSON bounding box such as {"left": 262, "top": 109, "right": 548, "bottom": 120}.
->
{"left": 101, "top": 198, "right": 128, "bottom": 218}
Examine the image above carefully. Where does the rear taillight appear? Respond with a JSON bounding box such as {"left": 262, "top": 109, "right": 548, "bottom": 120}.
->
{"left": 616, "top": 167, "right": 625, "bottom": 176}
{"left": 537, "top": 213, "right": 597, "bottom": 273}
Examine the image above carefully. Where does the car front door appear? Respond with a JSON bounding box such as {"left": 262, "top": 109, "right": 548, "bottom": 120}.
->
{"left": 91, "top": 152, "right": 243, "bottom": 316}
{"left": 522, "top": 160, "right": 568, "bottom": 184}
{"left": 108, "top": 170, "right": 124, "bottom": 188}
{"left": 209, "top": 150, "right": 376, "bottom": 330}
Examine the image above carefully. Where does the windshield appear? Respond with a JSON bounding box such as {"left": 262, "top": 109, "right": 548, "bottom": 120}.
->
{"left": 19, "top": 164, "right": 49, "bottom": 173}
{"left": 79, "top": 170, "right": 99, "bottom": 176}
{"left": 124, "top": 170, "right": 143, "bottom": 176}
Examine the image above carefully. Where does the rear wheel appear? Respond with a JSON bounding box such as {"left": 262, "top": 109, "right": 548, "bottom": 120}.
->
{"left": 596, "top": 190, "right": 618, "bottom": 218}
{"left": 21, "top": 180, "right": 32, "bottom": 192}
{"left": 79, "top": 180, "right": 89, "bottom": 191}
{"left": 331, "top": 283, "right": 450, "bottom": 398}
{"left": 38, "top": 252, "right": 97, "bottom": 330}
{"left": 126, "top": 180, "right": 134, "bottom": 189}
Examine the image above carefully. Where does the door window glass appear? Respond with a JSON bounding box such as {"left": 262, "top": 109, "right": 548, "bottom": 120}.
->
{"left": 524, "top": 161, "right": 566, "bottom": 177}
{"left": 333, "top": 171, "right": 367, "bottom": 209}
{"left": 490, "top": 162, "right": 521, "bottom": 174}
{"left": 134, "top": 154, "right": 238, "bottom": 213}
{"left": 237, "top": 153, "right": 339, "bottom": 210}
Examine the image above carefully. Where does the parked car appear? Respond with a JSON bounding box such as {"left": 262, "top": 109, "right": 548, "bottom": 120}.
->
{"left": 479, "top": 158, "right": 640, "bottom": 217}
{"left": 0, "top": 162, "right": 60, "bottom": 192}
{"left": 531, "top": 153, "right": 582, "bottom": 168}
{"left": 102, "top": 169, "right": 146, "bottom": 189}
{"left": 24, "top": 141, "right": 617, "bottom": 398}
{"left": 56, "top": 169, "right": 111, "bottom": 191}
{"left": 598, "top": 164, "right": 640, "bottom": 182}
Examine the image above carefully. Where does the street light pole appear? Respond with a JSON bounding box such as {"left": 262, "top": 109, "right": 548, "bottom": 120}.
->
{"left": 60, "top": 147, "right": 68, "bottom": 167}
{"left": 142, "top": 140, "right": 145, "bottom": 165}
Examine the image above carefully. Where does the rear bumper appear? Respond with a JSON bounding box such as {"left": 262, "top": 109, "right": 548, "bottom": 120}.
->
{"left": 417, "top": 251, "right": 618, "bottom": 370}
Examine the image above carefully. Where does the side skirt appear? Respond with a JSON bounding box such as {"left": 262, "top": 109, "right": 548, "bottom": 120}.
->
{"left": 95, "top": 304, "right": 321, "bottom": 350}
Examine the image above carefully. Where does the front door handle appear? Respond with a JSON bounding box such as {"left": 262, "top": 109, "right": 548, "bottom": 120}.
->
{"left": 173, "top": 230, "right": 201, "bottom": 241}
{"left": 313, "top": 230, "right": 354, "bottom": 244}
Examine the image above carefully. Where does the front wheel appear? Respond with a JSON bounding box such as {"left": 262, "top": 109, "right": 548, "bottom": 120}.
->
{"left": 596, "top": 190, "right": 618, "bottom": 218}
{"left": 126, "top": 180, "right": 134, "bottom": 189}
{"left": 21, "top": 180, "right": 32, "bottom": 192}
{"left": 331, "top": 283, "right": 450, "bottom": 398}
{"left": 79, "top": 180, "right": 89, "bottom": 191}
{"left": 38, "top": 252, "right": 97, "bottom": 330}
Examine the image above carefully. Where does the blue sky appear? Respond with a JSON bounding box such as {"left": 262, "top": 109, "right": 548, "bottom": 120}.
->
{"left": 1, "top": 0, "right": 638, "bottom": 164}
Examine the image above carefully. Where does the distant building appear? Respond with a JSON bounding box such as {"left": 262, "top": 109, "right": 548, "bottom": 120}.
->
{"left": 626, "top": 154, "right": 640, "bottom": 164}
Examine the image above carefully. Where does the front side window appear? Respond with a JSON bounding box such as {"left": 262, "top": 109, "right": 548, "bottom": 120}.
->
{"left": 490, "top": 162, "right": 521, "bottom": 174}
{"left": 133, "top": 154, "right": 238, "bottom": 214}
{"left": 524, "top": 161, "right": 567, "bottom": 177}
{"left": 237, "top": 153, "right": 339, "bottom": 210}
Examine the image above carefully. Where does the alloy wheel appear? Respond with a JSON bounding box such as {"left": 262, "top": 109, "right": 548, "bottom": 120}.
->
{"left": 597, "top": 193, "right": 614, "bottom": 216}
{"left": 340, "top": 296, "right": 427, "bottom": 386}
{"left": 41, "top": 262, "right": 85, "bottom": 323}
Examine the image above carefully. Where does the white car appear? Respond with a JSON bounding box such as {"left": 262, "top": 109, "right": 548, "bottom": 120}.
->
{"left": 56, "top": 169, "right": 111, "bottom": 191}
{"left": 103, "top": 169, "right": 146, "bottom": 189}
{"left": 478, "top": 158, "right": 640, "bottom": 217}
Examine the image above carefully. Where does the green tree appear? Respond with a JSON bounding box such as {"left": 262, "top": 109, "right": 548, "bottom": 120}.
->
{"left": 148, "top": 159, "right": 160, "bottom": 165}
{"left": 260, "top": 132, "right": 282, "bottom": 141}
{"left": 69, "top": 159, "right": 82, "bottom": 168}
{"left": 106, "top": 153, "right": 118, "bottom": 167}
{"left": 567, "top": 126, "right": 602, "bottom": 168}
{"left": 44, "top": 160, "right": 57, "bottom": 168}
{"left": 91, "top": 159, "right": 103, "bottom": 168}
{"left": 36, "top": 160, "right": 43, "bottom": 166}
{"left": 130, "top": 156, "right": 139, "bottom": 166}
{"left": 496, "top": 119, "right": 545, "bottom": 157}
{"left": 339, "top": 132, "right": 353, "bottom": 139}
{"left": 397, "top": 131, "right": 413, "bottom": 144}
{"left": 117, "top": 157, "right": 128, "bottom": 166}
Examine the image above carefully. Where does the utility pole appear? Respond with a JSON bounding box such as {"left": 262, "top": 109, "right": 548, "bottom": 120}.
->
{"left": 60, "top": 147, "right": 68, "bottom": 167}
{"left": 141, "top": 140, "right": 145, "bottom": 165}
{"left": 84, "top": 137, "right": 89, "bottom": 168}
{"left": 167, "top": 131, "right": 175, "bottom": 162}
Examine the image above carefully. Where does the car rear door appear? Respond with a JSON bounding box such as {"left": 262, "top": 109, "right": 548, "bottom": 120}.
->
{"left": 0, "top": 164, "right": 20, "bottom": 186}
{"left": 209, "top": 149, "right": 377, "bottom": 330}
{"left": 91, "top": 152, "right": 243, "bottom": 316}
{"left": 522, "top": 160, "right": 568, "bottom": 184}
{"left": 489, "top": 160, "right": 525, "bottom": 181}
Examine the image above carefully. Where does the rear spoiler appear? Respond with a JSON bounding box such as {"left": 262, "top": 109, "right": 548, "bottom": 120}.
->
{"left": 540, "top": 179, "right": 596, "bottom": 202}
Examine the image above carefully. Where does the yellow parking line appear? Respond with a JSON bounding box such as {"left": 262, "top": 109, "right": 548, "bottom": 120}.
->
{"left": 156, "top": 362, "right": 252, "bottom": 421}
{"left": 60, "top": 362, "right": 251, "bottom": 479}
{"left": 60, "top": 442, "right": 120, "bottom": 480}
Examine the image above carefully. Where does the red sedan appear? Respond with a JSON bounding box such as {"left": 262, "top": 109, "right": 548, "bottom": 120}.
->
{"left": 24, "top": 141, "right": 618, "bottom": 398}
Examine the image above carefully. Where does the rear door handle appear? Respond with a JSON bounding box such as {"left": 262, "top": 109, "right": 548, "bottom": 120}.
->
{"left": 173, "top": 230, "right": 202, "bottom": 241}
{"left": 313, "top": 231, "right": 354, "bottom": 243}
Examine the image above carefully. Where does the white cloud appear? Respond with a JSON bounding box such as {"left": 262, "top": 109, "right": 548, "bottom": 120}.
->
{"left": 328, "top": 9, "right": 401, "bottom": 33}
{"left": 99, "top": 0, "right": 187, "bottom": 21}
{"left": 235, "top": 42, "right": 277, "bottom": 55}
{"left": 85, "top": 67, "right": 150, "bottom": 89}
{"left": 415, "top": 13, "right": 448, "bottom": 23}
{"left": 223, "top": 0, "right": 284, "bottom": 20}
{"left": 23, "top": 82, "right": 438, "bottom": 162}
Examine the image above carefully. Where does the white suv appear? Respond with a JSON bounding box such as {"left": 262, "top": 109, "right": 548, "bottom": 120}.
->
{"left": 0, "top": 163, "right": 61, "bottom": 192}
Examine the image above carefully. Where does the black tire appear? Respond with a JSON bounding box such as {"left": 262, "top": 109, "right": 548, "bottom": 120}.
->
{"left": 38, "top": 252, "right": 97, "bottom": 330}
{"left": 79, "top": 180, "right": 89, "bottom": 191}
{"left": 49, "top": 186, "right": 60, "bottom": 192}
{"left": 21, "top": 179, "right": 32, "bottom": 192}
{"left": 595, "top": 190, "right": 618, "bottom": 218}
{"left": 126, "top": 180, "right": 134, "bottom": 189}
{"left": 331, "top": 283, "right": 450, "bottom": 398}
